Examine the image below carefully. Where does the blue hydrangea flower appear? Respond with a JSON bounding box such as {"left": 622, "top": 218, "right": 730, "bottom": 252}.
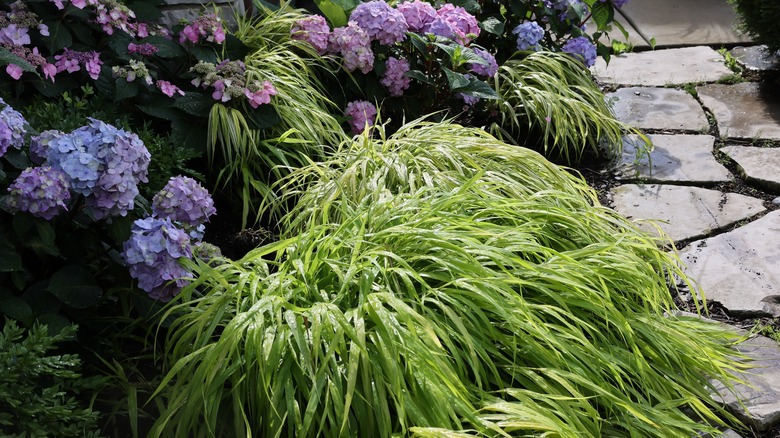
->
{"left": 152, "top": 176, "right": 217, "bottom": 228}
{"left": 349, "top": 0, "right": 408, "bottom": 45}
{"left": 512, "top": 21, "right": 545, "bottom": 51}
{"left": 562, "top": 36, "right": 597, "bottom": 67}
{"left": 0, "top": 98, "right": 28, "bottom": 157}
{"left": 122, "top": 216, "right": 193, "bottom": 301}
{"left": 29, "top": 130, "right": 63, "bottom": 165}
{"left": 4, "top": 166, "right": 71, "bottom": 220}
{"left": 44, "top": 128, "right": 102, "bottom": 196}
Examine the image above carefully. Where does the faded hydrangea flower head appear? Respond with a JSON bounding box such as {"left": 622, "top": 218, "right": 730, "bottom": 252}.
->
{"left": 380, "top": 56, "right": 411, "bottom": 96}
{"left": 468, "top": 48, "right": 498, "bottom": 78}
{"left": 562, "top": 36, "right": 597, "bottom": 67}
{"left": 425, "top": 3, "right": 480, "bottom": 44}
{"left": 349, "top": 0, "right": 408, "bottom": 45}
{"left": 152, "top": 175, "right": 216, "bottom": 227}
{"left": 291, "top": 15, "right": 331, "bottom": 54}
{"left": 396, "top": 0, "right": 437, "bottom": 33}
{"left": 122, "top": 216, "right": 193, "bottom": 301}
{"left": 4, "top": 166, "right": 71, "bottom": 220}
{"left": 0, "top": 98, "right": 27, "bottom": 157}
{"left": 329, "top": 22, "right": 375, "bottom": 73}
{"left": 345, "top": 100, "right": 377, "bottom": 135}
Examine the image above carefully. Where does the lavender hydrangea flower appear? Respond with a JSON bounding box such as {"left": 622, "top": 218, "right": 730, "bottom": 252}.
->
{"left": 291, "top": 15, "right": 331, "bottom": 54}
{"left": 122, "top": 216, "right": 193, "bottom": 301}
{"left": 468, "top": 48, "right": 498, "bottom": 78}
{"left": 380, "top": 57, "right": 411, "bottom": 96}
{"left": 396, "top": 0, "right": 437, "bottom": 33}
{"left": 4, "top": 166, "right": 71, "bottom": 220}
{"left": 329, "top": 22, "right": 375, "bottom": 73}
{"left": 512, "top": 21, "right": 545, "bottom": 51}
{"left": 152, "top": 176, "right": 216, "bottom": 227}
{"left": 0, "top": 98, "right": 28, "bottom": 157}
{"left": 349, "top": 0, "right": 408, "bottom": 45}
{"left": 29, "top": 130, "right": 63, "bottom": 165}
{"left": 425, "top": 4, "right": 480, "bottom": 44}
{"left": 84, "top": 119, "right": 151, "bottom": 219}
{"left": 562, "top": 36, "right": 597, "bottom": 67}
{"left": 345, "top": 100, "right": 377, "bottom": 135}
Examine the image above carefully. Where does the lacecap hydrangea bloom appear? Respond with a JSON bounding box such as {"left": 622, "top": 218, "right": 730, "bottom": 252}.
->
{"left": 0, "top": 98, "right": 27, "bottom": 157}
{"left": 562, "top": 36, "right": 597, "bottom": 67}
{"left": 396, "top": 0, "right": 436, "bottom": 33}
{"left": 152, "top": 176, "right": 216, "bottom": 227}
{"left": 329, "top": 22, "right": 375, "bottom": 73}
{"left": 468, "top": 48, "right": 498, "bottom": 78}
{"left": 345, "top": 100, "right": 377, "bottom": 135}
{"left": 179, "top": 13, "right": 225, "bottom": 44}
{"left": 291, "top": 15, "right": 331, "bottom": 54}
{"left": 425, "top": 4, "right": 480, "bottom": 44}
{"left": 122, "top": 216, "right": 193, "bottom": 302}
{"left": 349, "top": 0, "right": 408, "bottom": 45}
{"left": 380, "top": 57, "right": 411, "bottom": 96}
{"left": 4, "top": 166, "right": 71, "bottom": 220}
{"left": 513, "top": 21, "right": 545, "bottom": 51}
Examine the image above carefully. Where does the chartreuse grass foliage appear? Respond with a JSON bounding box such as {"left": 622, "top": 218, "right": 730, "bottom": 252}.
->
{"left": 491, "top": 51, "right": 641, "bottom": 166}
{"left": 151, "top": 121, "right": 748, "bottom": 437}
{"left": 207, "top": 7, "right": 346, "bottom": 225}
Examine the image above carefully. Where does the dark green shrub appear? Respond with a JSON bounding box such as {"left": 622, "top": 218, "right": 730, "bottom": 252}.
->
{"left": 0, "top": 319, "right": 104, "bottom": 437}
{"left": 729, "top": 0, "right": 780, "bottom": 52}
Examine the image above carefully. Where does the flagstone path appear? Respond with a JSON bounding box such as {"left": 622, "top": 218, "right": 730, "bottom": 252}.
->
{"left": 591, "top": 45, "right": 780, "bottom": 435}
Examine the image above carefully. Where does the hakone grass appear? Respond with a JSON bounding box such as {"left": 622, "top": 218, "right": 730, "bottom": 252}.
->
{"left": 150, "top": 120, "right": 750, "bottom": 437}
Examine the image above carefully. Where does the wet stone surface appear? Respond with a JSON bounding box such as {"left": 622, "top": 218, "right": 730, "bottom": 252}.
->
{"left": 592, "top": 46, "right": 734, "bottom": 86}
{"left": 615, "top": 134, "right": 731, "bottom": 183}
{"left": 730, "top": 46, "right": 780, "bottom": 72}
{"left": 698, "top": 82, "right": 780, "bottom": 140}
{"left": 608, "top": 87, "right": 710, "bottom": 131}
{"left": 721, "top": 145, "right": 780, "bottom": 193}
{"left": 610, "top": 184, "right": 766, "bottom": 242}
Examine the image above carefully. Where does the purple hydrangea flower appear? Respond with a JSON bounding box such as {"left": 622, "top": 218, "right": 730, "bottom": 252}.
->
{"left": 424, "top": 3, "right": 480, "bottom": 44}
{"left": 291, "top": 15, "right": 331, "bottom": 54}
{"left": 122, "top": 216, "right": 193, "bottom": 301}
{"left": 329, "top": 22, "right": 375, "bottom": 73}
{"left": 468, "top": 48, "right": 498, "bottom": 78}
{"left": 512, "top": 22, "right": 545, "bottom": 51}
{"left": 83, "top": 119, "right": 151, "bottom": 219}
{"left": 4, "top": 166, "right": 71, "bottom": 220}
{"left": 152, "top": 176, "right": 216, "bottom": 227}
{"left": 396, "top": 0, "right": 437, "bottom": 33}
{"left": 345, "top": 100, "right": 377, "bottom": 135}
{"left": 349, "top": 0, "right": 408, "bottom": 45}
{"left": 380, "top": 56, "right": 411, "bottom": 96}
{"left": 0, "top": 98, "right": 28, "bottom": 157}
{"left": 562, "top": 36, "right": 597, "bottom": 67}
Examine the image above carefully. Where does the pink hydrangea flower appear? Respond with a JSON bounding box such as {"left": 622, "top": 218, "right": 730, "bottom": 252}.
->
{"left": 245, "top": 81, "right": 277, "bottom": 108}
{"left": 179, "top": 13, "right": 225, "bottom": 45}
{"left": 380, "top": 56, "right": 411, "bottom": 96}
{"left": 425, "top": 3, "right": 480, "bottom": 44}
{"left": 157, "top": 80, "right": 184, "bottom": 97}
{"left": 345, "top": 100, "right": 377, "bottom": 135}
{"left": 329, "top": 22, "right": 375, "bottom": 73}
{"left": 5, "top": 64, "right": 22, "bottom": 80}
{"left": 349, "top": 0, "right": 408, "bottom": 45}
{"left": 396, "top": 0, "right": 437, "bottom": 33}
{"left": 291, "top": 15, "right": 330, "bottom": 54}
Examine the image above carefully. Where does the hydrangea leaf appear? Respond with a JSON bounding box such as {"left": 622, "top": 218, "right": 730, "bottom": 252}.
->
{"left": 0, "top": 246, "right": 22, "bottom": 273}
{"left": 173, "top": 92, "right": 213, "bottom": 118}
{"left": 442, "top": 67, "right": 471, "bottom": 90}
{"left": 142, "top": 36, "right": 186, "bottom": 59}
{"left": 0, "top": 295, "right": 32, "bottom": 323}
{"left": 590, "top": 1, "right": 614, "bottom": 31}
{"left": 114, "top": 79, "right": 140, "bottom": 102}
{"left": 47, "top": 265, "right": 103, "bottom": 309}
{"left": 314, "top": 0, "right": 349, "bottom": 28}
{"left": 0, "top": 49, "right": 35, "bottom": 73}
{"left": 452, "top": 77, "right": 500, "bottom": 99}
{"left": 479, "top": 16, "right": 505, "bottom": 36}
{"left": 405, "top": 70, "right": 435, "bottom": 85}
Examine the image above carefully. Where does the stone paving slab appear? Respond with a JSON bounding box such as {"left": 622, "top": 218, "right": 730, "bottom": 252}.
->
{"left": 610, "top": 184, "right": 765, "bottom": 242}
{"left": 615, "top": 134, "right": 731, "bottom": 183}
{"left": 680, "top": 210, "right": 780, "bottom": 317}
{"left": 615, "top": 0, "right": 751, "bottom": 48}
{"left": 721, "top": 145, "right": 780, "bottom": 193}
{"left": 730, "top": 46, "right": 780, "bottom": 72}
{"left": 698, "top": 82, "right": 780, "bottom": 140}
{"left": 592, "top": 47, "right": 733, "bottom": 86}
{"left": 608, "top": 87, "right": 710, "bottom": 132}
{"left": 712, "top": 333, "right": 780, "bottom": 432}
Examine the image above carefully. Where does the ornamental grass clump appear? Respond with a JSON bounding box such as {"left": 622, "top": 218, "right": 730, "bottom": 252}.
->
{"left": 152, "top": 120, "right": 749, "bottom": 437}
